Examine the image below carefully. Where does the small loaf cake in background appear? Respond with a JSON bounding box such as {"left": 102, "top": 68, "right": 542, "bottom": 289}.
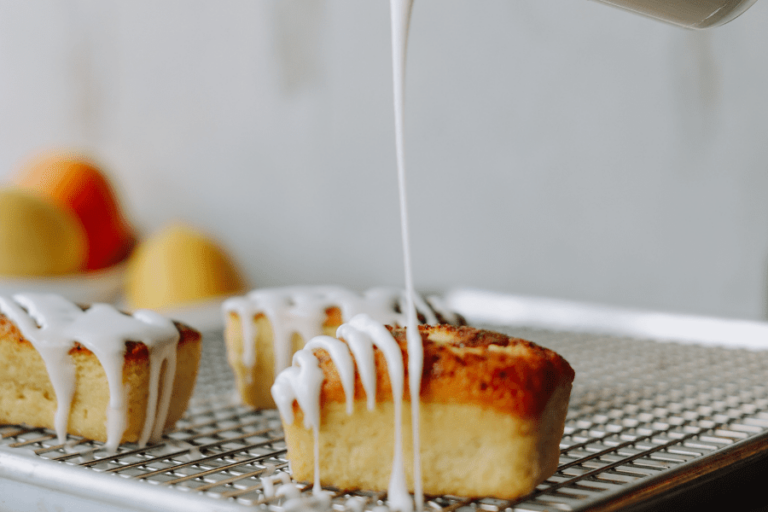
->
{"left": 273, "top": 321, "right": 574, "bottom": 500}
{"left": 0, "top": 294, "right": 202, "bottom": 450}
{"left": 222, "top": 286, "right": 464, "bottom": 409}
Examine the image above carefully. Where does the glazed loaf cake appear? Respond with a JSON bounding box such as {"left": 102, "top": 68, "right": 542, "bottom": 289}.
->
{"left": 0, "top": 294, "right": 201, "bottom": 450}
{"left": 273, "top": 320, "right": 574, "bottom": 500}
{"left": 223, "top": 286, "right": 463, "bottom": 409}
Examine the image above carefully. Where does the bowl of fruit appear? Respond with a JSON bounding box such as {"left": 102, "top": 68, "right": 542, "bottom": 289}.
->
{"left": 0, "top": 151, "right": 134, "bottom": 303}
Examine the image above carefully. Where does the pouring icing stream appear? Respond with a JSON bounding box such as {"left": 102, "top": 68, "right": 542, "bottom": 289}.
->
{"left": 270, "top": 0, "right": 424, "bottom": 508}
{"left": 390, "top": 0, "right": 423, "bottom": 509}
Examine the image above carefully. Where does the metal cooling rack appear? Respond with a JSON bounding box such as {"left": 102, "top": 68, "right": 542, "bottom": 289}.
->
{"left": 3, "top": 323, "right": 768, "bottom": 512}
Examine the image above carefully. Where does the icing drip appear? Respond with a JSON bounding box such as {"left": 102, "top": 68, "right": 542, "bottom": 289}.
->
{"left": 304, "top": 336, "right": 355, "bottom": 415}
{"left": 260, "top": 471, "right": 293, "bottom": 498}
{"left": 272, "top": 349, "right": 325, "bottom": 493}
{"left": 272, "top": 314, "right": 411, "bottom": 510}
{"left": 425, "top": 295, "right": 461, "bottom": 326}
{"left": 0, "top": 293, "right": 180, "bottom": 451}
{"left": 346, "top": 497, "right": 367, "bottom": 512}
{"left": 282, "top": 490, "right": 331, "bottom": 512}
{"left": 222, "top": 286, "right": 437, "bottom": 381}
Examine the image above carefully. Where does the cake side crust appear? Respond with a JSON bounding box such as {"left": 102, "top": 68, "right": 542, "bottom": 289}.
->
{"left": 285, "top": 382, "right": 571, "bottom": 499}
{"left": 0, "top": 315, "right": 202, "bottom": 443}
{"left": 224, "top": 310, "right": 337, "bottom": 409}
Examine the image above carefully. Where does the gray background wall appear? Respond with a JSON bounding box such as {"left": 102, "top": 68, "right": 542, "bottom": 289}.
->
{"left": 0, "top": 0, "right": 767, "bottom": 320}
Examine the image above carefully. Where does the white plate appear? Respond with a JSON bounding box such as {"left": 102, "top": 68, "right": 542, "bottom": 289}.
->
{"left": 0, "top": 263, "right": 126, "bottom": 305}
{"left": 117, "top": 296, "right": 227, "bottom": 332}
{"left": 159, "top": 297, "right": 226, "bottom": 332}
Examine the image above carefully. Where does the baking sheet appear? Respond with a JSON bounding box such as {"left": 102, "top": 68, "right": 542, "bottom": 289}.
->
{"left": 3, "top": 290, "right": 768, "bottom": 511}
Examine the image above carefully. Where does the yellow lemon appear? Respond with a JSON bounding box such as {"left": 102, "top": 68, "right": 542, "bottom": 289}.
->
{"left": 126, "top": 223, "right": 246, "bottom": 310}
{"left": 0, "top": 189, "right": 87, "bottom": 276}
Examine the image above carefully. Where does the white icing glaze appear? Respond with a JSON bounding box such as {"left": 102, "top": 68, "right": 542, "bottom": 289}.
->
{"left": 272, "top": 313, "right": 413, "bottom": 510}
{"left": 222, "top": 286, "right": 437, "bottom": 382}
{"left": 425, "top": 295, "right": 461, "bottom": 326}
{"left": 282, "top": 490, "right": 330, "bottom": 512}
{"left": 277, "top": 483, "right": 303, "bottom": 500}
{"left": 0, "top": 293, "right": 180, "bottom": 451}
{"left": 272, "top": 348, "right": 325, "bottom": 493}
{"left": 346, "top": 497, "right": 367, "bottom": 512}
{"left": 304, "top": 336, "right": 355, "bottom": 415}
{"left": 261, "top": 471, "right": 292, "bottom": 498}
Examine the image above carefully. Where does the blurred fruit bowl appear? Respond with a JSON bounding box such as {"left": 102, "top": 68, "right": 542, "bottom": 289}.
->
{"left": 0, "top": 262, "right": 126, "bottom": 304}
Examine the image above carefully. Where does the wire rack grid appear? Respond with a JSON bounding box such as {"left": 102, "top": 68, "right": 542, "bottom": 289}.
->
{"left": 2, "top": 326, "right": 768, "bottom": 512}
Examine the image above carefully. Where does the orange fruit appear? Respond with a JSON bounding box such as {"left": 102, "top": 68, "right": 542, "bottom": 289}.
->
{"left": 126, "top": 223, "right": 247, "bottom": 310}
{"left": 14, "top": 151, "right": 134, "bottom": 270}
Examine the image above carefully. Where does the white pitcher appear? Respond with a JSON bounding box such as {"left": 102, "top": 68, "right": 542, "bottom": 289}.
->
{"left": 595, "top": 0, "right": 758, "bottom": 28}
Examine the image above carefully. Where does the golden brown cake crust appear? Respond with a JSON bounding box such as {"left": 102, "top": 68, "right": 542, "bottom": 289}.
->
{"left": 311, "top": 324, "right": 574, "bottom": 418}
{"left": 0, "top": 310, "right": 201, "bottom": 444}
{"left": 0, "top": 314, "right": 200, "bottom": 361}
{"left": 282, "top": 324, "right": 574, "bottom": 499}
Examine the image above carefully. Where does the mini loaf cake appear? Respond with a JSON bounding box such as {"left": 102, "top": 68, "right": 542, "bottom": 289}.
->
{"left": 223, "top": 286, "right": 463, "bottom": 409}
{"left": 272, "top": 315, "right": 574, "bottom": 501}
{"left": 0, "top": 294, "right": 201, "bottom": 450}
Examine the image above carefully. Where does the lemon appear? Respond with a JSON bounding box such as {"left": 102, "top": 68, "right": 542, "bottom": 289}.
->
{"left": 0, "top": 189, "right": 87, "bottom": 276}
{"left": 126, "top": 223, "right": 246, "bottom": 310}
